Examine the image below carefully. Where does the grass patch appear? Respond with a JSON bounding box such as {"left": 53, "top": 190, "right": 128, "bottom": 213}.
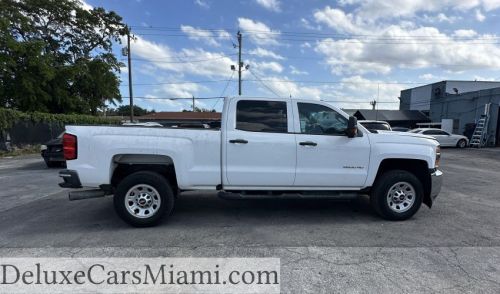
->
{"left": 0, "top": 145, "right": 40, "bottom": 158}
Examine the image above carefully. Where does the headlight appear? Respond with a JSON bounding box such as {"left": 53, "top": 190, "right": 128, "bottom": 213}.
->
{"left": 40, "top": 145, "right": 47, "bottom": 151}
{"left": 435, "top": 145, "right": 441, "bottom": 168}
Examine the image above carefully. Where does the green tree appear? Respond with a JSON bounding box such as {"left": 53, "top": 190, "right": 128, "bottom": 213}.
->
{"left": 182, "top": 107, "right": 216, "bottom": 112}
{"left": 0, "top": 0, "right": 128, "bottom": 114}
{"left": 110, "top": 105, "right": 155, "bottom": 117}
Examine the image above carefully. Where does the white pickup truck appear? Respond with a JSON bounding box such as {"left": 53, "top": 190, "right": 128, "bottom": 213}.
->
{"left": 59, "top": 97, "right": 442, "bottom": 226}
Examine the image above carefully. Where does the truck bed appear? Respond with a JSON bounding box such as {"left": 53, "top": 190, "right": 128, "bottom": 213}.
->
{"left": 65, "top": 125, "right": 222, "bottom": 189}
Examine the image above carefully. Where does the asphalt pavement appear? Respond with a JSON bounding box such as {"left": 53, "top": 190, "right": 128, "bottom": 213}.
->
{"left": 1, "top": 149, "right": 500, "bottom": 293}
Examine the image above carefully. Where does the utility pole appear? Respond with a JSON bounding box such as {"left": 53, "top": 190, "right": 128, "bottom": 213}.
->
{"left": 192, "top": 96, "right": 195, "bottom": 111}
{"left": 126, "top": 29, "right": 134, "bottom": 122}
{"left": 237, "top": 31, "right": 242, "bottom": 96}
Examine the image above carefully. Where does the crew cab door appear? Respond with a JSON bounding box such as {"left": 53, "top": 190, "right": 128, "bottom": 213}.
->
{"left": 223, "top": 98, "right": 296, "bottom": 187}
{"left": 293, "top": 101, "right": 370, "bottom": 188}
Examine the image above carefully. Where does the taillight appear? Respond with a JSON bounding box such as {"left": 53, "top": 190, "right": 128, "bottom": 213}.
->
{"left": 63, "top": 133, "right": 77, "bottom": 160}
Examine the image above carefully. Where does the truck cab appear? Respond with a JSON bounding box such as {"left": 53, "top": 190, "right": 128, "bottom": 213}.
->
{"left": 60, "top": 97, "right": 442, "bottom": 227}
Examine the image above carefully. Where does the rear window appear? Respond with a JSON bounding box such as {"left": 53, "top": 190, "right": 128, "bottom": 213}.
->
{"left": 236, "top": 100, "right": 288, "bottom": 133}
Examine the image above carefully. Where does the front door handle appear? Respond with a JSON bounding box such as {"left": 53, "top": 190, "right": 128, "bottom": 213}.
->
{"left": 229, "top": 139, "right": 248, "bottom": 144}
{"left": 299, "top": 141, "right": 317, "bottom": 146}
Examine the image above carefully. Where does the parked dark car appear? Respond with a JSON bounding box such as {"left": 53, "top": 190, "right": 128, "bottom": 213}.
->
{"left": 41, "top": 133, "right": 65, "bottom": 168}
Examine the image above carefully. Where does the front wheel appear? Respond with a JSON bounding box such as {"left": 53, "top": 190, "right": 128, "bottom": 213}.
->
{"left": 370, "top": 170, "right": 423, "bottom": 221}
{"left": 457, "top": 139, "right": 467, "bottom": 148}
{"left": 114, "top": 171, "right": 175, "bottom": 227}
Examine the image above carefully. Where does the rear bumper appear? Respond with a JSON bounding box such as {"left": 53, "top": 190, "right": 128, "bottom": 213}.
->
{"left": 58, "top": 169, "right": 82, "bottom": 188}
{"left": 41, "top": 151, "right": 65, "bottom": 162}
{"left": 430, "top": 169, "right": 443, "bottom": 200}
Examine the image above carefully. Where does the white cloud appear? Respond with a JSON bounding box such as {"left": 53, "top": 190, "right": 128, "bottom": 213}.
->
{"left": 130, "top": 36, "right": 234, "bottom": 78}
{"left": 255, "top": 0, "right": 281, "bottom": 12}
{"left": 419, "top": 73, "right": 438, "bottom": 80}
{"left": 262, "top": 77, "right": 323, "bottom": 99}
{"left": 313, "top": 6, "right": 366, "bottom": 34}
{"left": 180, "top": 25, "right": 230, "bottom": 46}
{"left": 343, "top": 0, "right": 499, "bottom": 22}
{"left": 254, "top": 61, "right": 284, "bottom": 73}
{"left": 143, "top": 94, "right": 186, "bottom": 111}
{"left": 475, "top": 9, "right": 486, "bottom": 21}
{"left": 154, "top": 83, "right": 205, "bottom": 98}
{"left": 194, "top": 0, "right": 209, "bottom": 9}
{"left": 248, "top": 47, "right": 284, "bottom": 59}
{"left": 337, "top": 75, "right": 404, "bottom": 109}
{"left": 312, "top": 5, "right": 500, "bottom": 75}
{"left": 422, "top": 13, "right": 461, "bottom": 23}
{"left": 217, "top": 30, "right": 231, "bottom": 40}
{"left": 79, "top": 0, "right": 93, "bottom": 11}
{"left": 289, "top": 65, "right": 309, "bottom": 75}
{"left": 453, "top": 29, "right": 478, "bottom": 38}
{"left": 238, "top": 18, "right": 280, "bottom": 46}
{"left": 483, "top": 0, "right": 500, "bottom": 11}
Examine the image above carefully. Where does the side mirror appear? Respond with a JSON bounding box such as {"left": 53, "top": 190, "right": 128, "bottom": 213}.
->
{"left": 346, "top": 116, "right": 358, "bottom": 138}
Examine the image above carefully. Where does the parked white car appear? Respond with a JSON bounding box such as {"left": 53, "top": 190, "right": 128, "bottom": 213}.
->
{"left": 410, "top": 128, "right": 468, "bottom": 148}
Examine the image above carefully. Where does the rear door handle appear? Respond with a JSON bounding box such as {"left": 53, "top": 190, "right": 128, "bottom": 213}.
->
{"left": 299, "top": 141, "right": 317, "bottom": 146}
{"left": 229, "top": 139, "right": 248, "bottom": 144}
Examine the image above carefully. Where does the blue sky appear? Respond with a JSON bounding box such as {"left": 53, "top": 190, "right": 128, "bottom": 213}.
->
{"left": 84, "top": 0, "right": 500, "bottom": 111}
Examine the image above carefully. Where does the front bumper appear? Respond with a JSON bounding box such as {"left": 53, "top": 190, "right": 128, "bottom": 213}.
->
{"left": 430, "top": 169, "right": 443, "bottom": 200}
{"left": 59, "top": 169, "right": 82, "bottom": 188}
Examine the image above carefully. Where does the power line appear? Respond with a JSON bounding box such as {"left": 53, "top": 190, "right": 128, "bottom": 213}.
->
{"left": 119, "top": 54, "right": 236, "bottom": 63}
{"left": 121, "top": 96, "right": 224, "bottom": 100}
{"left": 120, "top": 80, "right": 232, "bottom": 86}
{"left": 120, "top": 79, "right": 426, "bottom": 87}
{"left": 247, "top": 70, "right": 282, "bottom": 98}
{"left": 212, "top": 72, "right": 235, "bottom": 109}
{"left": 243, "top": 53, "right": 500, "bottom": 68}
{"left": 130, "top": 26, "right": 500, "bottom": 40}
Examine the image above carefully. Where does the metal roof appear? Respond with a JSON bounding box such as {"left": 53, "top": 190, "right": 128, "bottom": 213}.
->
{"left": 354, "top": 110, "right": 429, "bottom": 122}
{"left": 137, "top": 112, "right": 221, "bottom": 121}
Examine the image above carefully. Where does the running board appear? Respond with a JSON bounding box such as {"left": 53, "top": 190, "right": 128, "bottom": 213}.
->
{"left": 69, "top": 189, "right": 106, "bottom": 201}
{"left": 218, "top": 191, "right": 361, "bottom": 200}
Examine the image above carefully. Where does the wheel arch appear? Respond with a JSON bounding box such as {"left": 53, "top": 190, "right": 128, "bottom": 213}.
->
{"left": 110, "top": 154, "right": 178, "bottom": 193}
{"left": 373, "top": 158, "right": 432, "bottom": 208}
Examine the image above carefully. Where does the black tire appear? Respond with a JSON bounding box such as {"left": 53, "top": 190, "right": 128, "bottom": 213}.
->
{"left": 370, "top": 170, "right": 423, "bottom": 221}
{"left": 114, "top": 171, "right": 175, "bottom": 227}
{"left": 457, "top": 139, "right": 467, "bottom": 148}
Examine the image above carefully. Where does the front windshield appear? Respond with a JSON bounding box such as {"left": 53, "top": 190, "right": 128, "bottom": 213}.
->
{"left": 409, "top": 129, "right": 422, "bottom": 133}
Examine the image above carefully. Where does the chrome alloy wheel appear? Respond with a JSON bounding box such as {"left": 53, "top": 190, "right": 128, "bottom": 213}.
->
{"left": 386, "top": 182, "right": 416, "bottom": 213}
{"left": 124, "top": 184, "right": 161, "bottom": 218}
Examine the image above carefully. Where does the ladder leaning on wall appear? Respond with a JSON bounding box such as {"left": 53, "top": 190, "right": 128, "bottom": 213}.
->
{"left": 469, "top": 103, "right": 491, "bottom": 148}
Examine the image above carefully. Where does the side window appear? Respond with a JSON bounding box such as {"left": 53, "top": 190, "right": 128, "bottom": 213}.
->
{"left": 236, "top": 100, "right": 288, "bottom": 133}
{"left": 424, "top": 130, "right": 445, "bottom": 135}
{"left": 297, "top": 102, "right": 348, "bottom": 135}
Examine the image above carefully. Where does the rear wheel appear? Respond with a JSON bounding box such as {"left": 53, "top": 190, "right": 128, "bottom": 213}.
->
{"left": 370, "top": 170, "right": 423, "bottom": 220}
{"left": 457, "top": 139, "right": 467, "bottom": 148}
{"left": 114, "top": 171, "right": 175, "bottom": 227}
